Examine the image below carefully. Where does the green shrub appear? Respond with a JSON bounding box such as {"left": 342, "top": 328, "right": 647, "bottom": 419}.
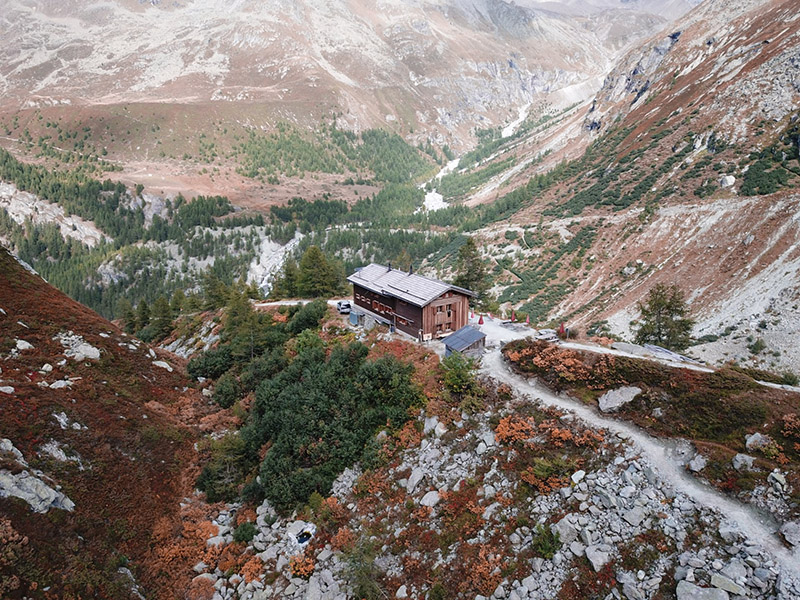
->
{"left": 188, "top": 345, "right": 234, "bottom": 380}
{"left": 213, "top": 372, "right": 241, "bottom": 409}
{"left": 233, "top": 522, "right": 257, "bottom": 543}
{"left": 531, "top": 524, "right": 561, "bottom": 559}
{"left": 243, "top": 342, "right": 421, "bottom": 512}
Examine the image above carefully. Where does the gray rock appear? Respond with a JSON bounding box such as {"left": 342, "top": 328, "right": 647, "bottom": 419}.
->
{"left": 780, "top": 520, "right": 800, "bottom": 547}
{"left": 688, "top": 454, "right": 707, "bottom": 473}
{"left": 569, "top": 541, "right": 586, "bottom": 557}
{"left": 396, "top": 585, "right": 408, "bottom": 599}
{"left": 305, "top": 576, "right": 322, "bottom": 600}
{"left": 551, "top": 515, "right": 578, "bottom": 544}
{"left": 768, "top": 470, "right": 787, "bottom": 492}
{"left": 420, "top": 491, "right": 440, "bottom": 507}
{"left": 423, "top": 416, "right": 439, "bottom": 435}
{"left": 0, "top": 468, "right": 75, "bottom": 513}
{"left": 745, "top": 432, "right": 772, "bottom": 451}
{"left": 719, "top": 175, "right": 736, "bottom": 188}
{"left": 676, "top": 580, "right": 729, "bottom": 600}
{"left": 434, "top": 422, "right": 447, "bottom": 438}
{"left": 623, "top": 507, "right": 646, "bottom": 527}
{"left": 585, "top": 545, "right": 611, "bottom": 572}
{"left": 598, "top": 386, "right": 642, "bottom": 412}
{"left": 476, "top": 441, "right": 487, "bottom": 455}
{"left": 710, "top": 574, "right": 745, "bottom": 595}
{"left": 721, "top": 560, "right": 746, "bottom": 582}
{"left": 622, "top": 582, "right": 645, "bottom": 600}
{"left": 193, "top": 561, "right": 208, "bottom": 573}
{"left": 407, "top": 468, "right": 424, "bottom": 494}
{"left": 571, "top": 470, "right": 586, "bottom": 484}
{"left": 731, "top": 454, "right": 755, "bottom": 471}
{"left": 717, "top": 523, "right": 739, "bottom": 543}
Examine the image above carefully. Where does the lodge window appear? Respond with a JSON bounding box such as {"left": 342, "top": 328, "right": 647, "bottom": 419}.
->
{"left": 436, "top": 324, "right": 443, "bottom": 332}
{"left": 446, "top": 303, "right": 452, "bottom": 318}
{"left": 436, "top": 306, "right": 443, "bottom": 313}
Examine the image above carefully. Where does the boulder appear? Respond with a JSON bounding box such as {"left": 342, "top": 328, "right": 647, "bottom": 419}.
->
{"left": 598, "top": 386, "right": 642, "bottom": 412}
{"left": 585, "top": 545, "right": 611, "bottom": 572}
{"left": 719, "top": 175, "right": 736, "bottom": 188}
{"left": 305, "top": 576, "right": 322, "bottom": 600}
{"left": 745, "top": 432, "right": 772, "bottom": 451}
{"left": 710, "top": 574, "right": 745, "bottom": 595}
{"left": 551, "top": 515, "right": 578, "bottom": 544}
{"left": 396, "top": 585, "right": 408, "bottom": 599}
{"left": 406, "top": 468, "right": 424, "bottom": 494}
{"left": 420, "top": 491, "right": 440, "bottom": 507}
{"left": 623, "top": 507, "right": 647, "bottom": 527}
{"left": 780, "top": 520, "right": 800, "bottom": 547}
{"left": 688, "top": 454, "right": 707, "bottom": 473}
{"left": 731, "top": 454, "right": 755, "bottom": 471}
{"left": 676, "top": 581, "right": 729, "bottom": 600}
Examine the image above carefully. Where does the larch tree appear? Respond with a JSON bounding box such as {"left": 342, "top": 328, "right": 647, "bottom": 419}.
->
{"left": 633, "top": 283, "right": 695, "bottom": 351}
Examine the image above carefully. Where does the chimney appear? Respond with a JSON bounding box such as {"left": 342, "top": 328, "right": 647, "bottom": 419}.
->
{"left": 409, "top": 264, "right": 414, "bottom": 274}
{"left": 387, "top": 262, "right": 392, "bottom": 271}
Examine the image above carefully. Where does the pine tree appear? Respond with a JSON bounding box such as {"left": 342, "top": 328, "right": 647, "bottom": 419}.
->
{"left": 117, "top": 298, "right": 137, "bottom": 334}
{"left": 633, "top": 283, "right": 695, "bottom": 351}
{"left": 170, "top": 288, "right": 185, "bottom": 316}
{"left": 453, "top": 237, "right": 489, "bottom": 308}
{"left": 136, "top": 300, "right": 151, "bottom": 330}
{"left": 151, "top": 296, "right": 173, "bottom": 340}
{"left": 296, "top": 246, "right": 343, "bottom": 298}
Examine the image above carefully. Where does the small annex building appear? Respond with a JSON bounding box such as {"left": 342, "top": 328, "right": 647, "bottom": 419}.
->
{"left": 443, "top": 325, "right": 486, "bottom": 359}
{"left": 347, "top": 263, "right": 475, "bottom": 340}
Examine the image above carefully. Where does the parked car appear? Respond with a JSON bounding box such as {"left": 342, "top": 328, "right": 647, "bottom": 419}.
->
{"left": 336, "top": 301, "right": 351, "bottom": 314}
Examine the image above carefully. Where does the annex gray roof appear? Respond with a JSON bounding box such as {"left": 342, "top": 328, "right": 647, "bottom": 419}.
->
{"left": 347, "top": 263, "right": 475, "bottom": 307}
{"left": 444, "top": 325, "right": 486, "bottom": 352}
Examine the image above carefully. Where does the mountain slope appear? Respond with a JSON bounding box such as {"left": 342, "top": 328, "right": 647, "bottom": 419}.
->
{"left": 0, "top": 248, "right": 206, "bottom": 598}
{"left": 460, "top": 0, "right": 800, "bottom": 373}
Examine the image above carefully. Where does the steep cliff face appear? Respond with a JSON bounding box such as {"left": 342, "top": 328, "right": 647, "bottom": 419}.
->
{"left": 0, "top": 248, "right": 210, "bottom": 598}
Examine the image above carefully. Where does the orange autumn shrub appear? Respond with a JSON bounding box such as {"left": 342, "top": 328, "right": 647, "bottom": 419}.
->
{"left": 240, "top": 556, "right": 263, "bottom": 583}
{"left": 467, "top": 545, "right": 503, "bottom": 596}
{"left": 185, "top": 577, "right": 215, "bottom": 600}
{"left": 331, "top": 526, "right": 356, "bottom": 552}
{"left": 289, "top": 551, "right": 315, "bottom": 579}
{"left": 395, "top": 420, "right": 423, "bottom": 448}
{"left": 495, "top": 415, "right": 535, "bottom": 445}
{"left": 521, "top": 469, "right": 567, "bottom": 494}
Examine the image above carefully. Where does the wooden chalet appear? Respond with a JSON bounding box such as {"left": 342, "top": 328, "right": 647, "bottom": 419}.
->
{"left": 347, "top": 264, "right": 475, "bottom": 340}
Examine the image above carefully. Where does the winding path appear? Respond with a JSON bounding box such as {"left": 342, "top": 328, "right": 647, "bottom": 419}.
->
{"left": 480, "top": 349, "right": 800, "bottom": 578}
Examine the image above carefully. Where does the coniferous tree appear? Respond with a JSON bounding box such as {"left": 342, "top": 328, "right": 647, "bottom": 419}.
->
{"left": 117, "top": 298, "right": 138, "bottom": 334}
{"left": 453, "top": 237, "right": 489, "bottom": 309}
{"left": 151, "top": 296, "right": 173, "bottom": 340}
{"left": 296, "top": 246, "right": 344, "bottom": 298}
{"left": 136, "top": 300, "right": 151, "bottom": 330}
{"left": 633, "top": 283, "right": 695, "bottom": 351}
{"left": 170, "top": 288, "right": 185, "bottom": 316}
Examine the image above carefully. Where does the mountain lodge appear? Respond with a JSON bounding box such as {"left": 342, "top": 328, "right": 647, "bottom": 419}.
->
{"left": 347, "top": 264, "right": 475, "bottom": 340}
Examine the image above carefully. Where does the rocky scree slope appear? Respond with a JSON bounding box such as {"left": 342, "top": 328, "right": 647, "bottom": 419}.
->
{"left": 0, "top": 247, "right": 215, "bottom": 599}
{"left": 460, "top": 0, "right": 800, "bottom": 373}
{"left": 181, "top": 361, "right": 800, "bottom": 600}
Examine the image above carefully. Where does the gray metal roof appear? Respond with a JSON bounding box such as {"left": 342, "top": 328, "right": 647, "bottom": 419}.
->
{"left": 347, "top": 264, "right": 475, "bottom": 307}
{"left": 444, "top": 325, "right": 486, "bottom": 352}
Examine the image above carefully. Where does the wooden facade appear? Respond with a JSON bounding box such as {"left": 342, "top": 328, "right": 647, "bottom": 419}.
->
{"left": 349, "top": 265, "right": 474, "bottom": 340}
